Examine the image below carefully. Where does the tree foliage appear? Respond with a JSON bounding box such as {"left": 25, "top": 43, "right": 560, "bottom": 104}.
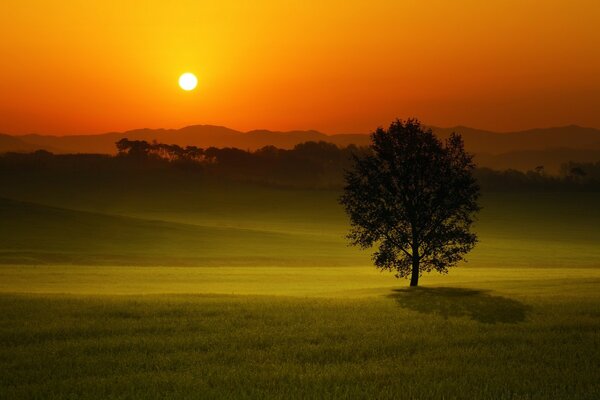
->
{"left": 2, "top": 139, "right": 599, "bottom": 191}
{"left": 340, "top": 119, "right": 481, "bottom": 286}
{"left": 116, "top": 139, "right": 205, "bottom": 162}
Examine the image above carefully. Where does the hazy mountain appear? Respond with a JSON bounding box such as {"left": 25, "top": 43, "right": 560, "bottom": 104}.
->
{"left": 17, "top": 126, "right": 360, "bottom": 154}
{"left": 475, "top": 148, "right": 600, "bottom": 173}
{"left": 431, "top": 125, "right": 600, "bottom": 154}
{"left": 4, "top": 124, "right": 600, "bottom": 172}
{"left": 0, "top": 134, "right": 44, "bottom": 153}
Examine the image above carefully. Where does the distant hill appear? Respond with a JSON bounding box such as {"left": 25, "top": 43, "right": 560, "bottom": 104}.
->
{"left": 475, "top": 148, "right": 600, "bottom": 173}
{"left": 14, "top": 125, "right": 370, "bottom": 154}
{"left": 4, "top": 124, "right": 600, "bottom": 171}
{"left": 0, "top": 133, "right": 45, "bottom": 153}
{"left": 430, "top": 125, "right": 600, "bottom": 154}
{"left": 0, "top": 196, "right": 351, "bottom": 266}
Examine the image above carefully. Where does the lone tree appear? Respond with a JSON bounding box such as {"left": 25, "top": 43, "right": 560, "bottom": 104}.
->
{"left": 340, "top": 119, "right": 480, "bottom": 286}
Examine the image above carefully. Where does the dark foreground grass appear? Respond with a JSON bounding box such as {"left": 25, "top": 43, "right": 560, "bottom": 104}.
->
{"left": 1, "top": 286, "right": 598, "bottom": 399}
{"left": 0, "top": 183, "right": 599, "bottom": 398}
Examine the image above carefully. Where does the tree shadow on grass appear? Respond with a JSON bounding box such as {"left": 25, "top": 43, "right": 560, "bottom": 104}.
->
{"left": 388, "top": 287, "right": 530, "bottom": 324}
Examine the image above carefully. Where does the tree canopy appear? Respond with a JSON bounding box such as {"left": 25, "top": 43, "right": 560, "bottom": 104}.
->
{"left": 340, "top": 119, "right": 481, "bottom": 286}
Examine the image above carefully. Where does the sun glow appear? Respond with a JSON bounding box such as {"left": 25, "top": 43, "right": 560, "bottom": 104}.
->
{"left": 178, "top": 73, "right": 198, "bottom": 91}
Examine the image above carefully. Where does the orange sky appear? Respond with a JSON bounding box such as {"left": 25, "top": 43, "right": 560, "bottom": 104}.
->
{"left": 1, "top": 1, "right": 599, "bottom": 135}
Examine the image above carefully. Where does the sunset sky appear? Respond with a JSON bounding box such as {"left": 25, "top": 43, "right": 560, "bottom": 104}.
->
{"left": 1, "top": 0, "right": 599, "bottom": 135}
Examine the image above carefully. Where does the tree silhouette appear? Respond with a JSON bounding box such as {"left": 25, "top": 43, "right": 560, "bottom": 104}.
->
{"left": 340, "top": 119, "right": 480, "bottom": 286}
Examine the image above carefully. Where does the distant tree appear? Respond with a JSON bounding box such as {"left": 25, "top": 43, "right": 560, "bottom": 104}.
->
{"left": 561, "top": 161, "right": 600, "bottom": 184}
{"left": 340, "top": 119, "right": 481, "bottom": 286}
{"left": 115, "top": 138, "right": 131, "bottom": 155}
{"left": 115, "top": 138, "right": 151, "bottom": 159}
{"left": 569, "top": 166, "right": 587, "bottom": 181}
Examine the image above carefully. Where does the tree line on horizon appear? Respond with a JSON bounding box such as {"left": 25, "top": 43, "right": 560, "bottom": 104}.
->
{"left": 0, "top": 138, "right": 599, "bottom": 191}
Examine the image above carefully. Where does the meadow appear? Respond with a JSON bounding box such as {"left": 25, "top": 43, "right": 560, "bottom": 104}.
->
{"left": 0, "top": 176, "right": 599, "bottom": 398}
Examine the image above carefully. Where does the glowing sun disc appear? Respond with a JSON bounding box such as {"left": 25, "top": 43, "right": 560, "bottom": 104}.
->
{"left": 179, "top": 73, "right": 198, "bottom": 91}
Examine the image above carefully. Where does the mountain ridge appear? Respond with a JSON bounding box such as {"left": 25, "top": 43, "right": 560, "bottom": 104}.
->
{"left": 2, "top": 124, "right": 600, "bottom": 172}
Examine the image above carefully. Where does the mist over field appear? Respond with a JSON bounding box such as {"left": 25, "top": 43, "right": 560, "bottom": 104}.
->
{"left": 0, "top": 157, "right": 599, "bottom": 269}
{"left": 1, "top": 142, "right": 599, "bottom": 398}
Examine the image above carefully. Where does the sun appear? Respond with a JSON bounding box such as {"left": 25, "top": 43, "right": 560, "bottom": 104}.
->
{"left": 178, "top": 73, "right": 198, "bottom": 91}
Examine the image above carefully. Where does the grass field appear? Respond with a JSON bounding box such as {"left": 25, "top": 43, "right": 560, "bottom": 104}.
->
{"left": 1, "top": 179, "right": 600, "bottom": 268}
{"left": 0, "top": 180, "right": 599, "bottom": 398}
{"left": 0, "top": 267, "right": 598, "bottom": 399}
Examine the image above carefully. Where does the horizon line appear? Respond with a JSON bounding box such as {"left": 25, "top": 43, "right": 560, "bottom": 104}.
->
{"left": 4, "top": 122, "right": 599, "bottom": 138}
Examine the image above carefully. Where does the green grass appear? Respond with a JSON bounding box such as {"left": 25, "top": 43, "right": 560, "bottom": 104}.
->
{"left": 0, "top": 181, "right": 599, "bottom": 398}
{"left": 1, "top": 189, "right": 600, "bottom": 268}
{"left": 0, "top": 197, "right": 365, "bottom": 266}
{"left": 0, "top": 268, "right": 598, "bottom": 399}
{"left": 0, "top": 265, "right": 598, "bottom": 297}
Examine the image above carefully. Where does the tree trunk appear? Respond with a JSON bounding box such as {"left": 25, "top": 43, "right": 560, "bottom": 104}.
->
{"left": 410, "top": 254, "right": 419, "bottom": 287}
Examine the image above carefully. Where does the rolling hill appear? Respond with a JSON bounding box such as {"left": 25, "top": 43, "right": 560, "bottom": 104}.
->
{"left": 6, "top": 124, "right": 600, "bottom": 153}
{"left": 0, "top": 197, "right": 354, "bottom": 266}
{"left": 431, "top": 125, "right": 600, "bottom": 154}
{"left": 13, "top": 126, "right": 368, "bottom": 154}
{"left": 3, "top": 124, "right": 600, "bottom": 172}
{"left": 0, "top": 134, "right": 44, "bottom": 153}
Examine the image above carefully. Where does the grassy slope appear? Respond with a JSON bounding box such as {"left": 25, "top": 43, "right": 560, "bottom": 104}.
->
{"left": 0, "top": 197, "right": 364, "bottom": 266}
{"left": 1, "top": 178, "right": 599, "bottom": 268}
{"left": 0, "top": 180, "right": 599, "bottom": 398}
